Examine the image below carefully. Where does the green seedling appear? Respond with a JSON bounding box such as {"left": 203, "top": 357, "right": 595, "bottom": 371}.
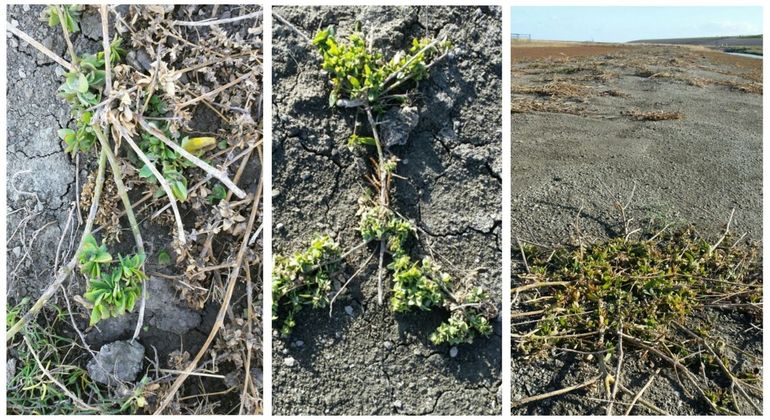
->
{"left": 77, "top": 234, "right": 113, "bottom": 278}
{"left": 157, "top": 249, "right": 172, "bottom": 266}
{"left": 78, "top": 235, "right": 146, "bottom": 326}
{"left": 44, "top": 4, "right": 83, "bottom": 34}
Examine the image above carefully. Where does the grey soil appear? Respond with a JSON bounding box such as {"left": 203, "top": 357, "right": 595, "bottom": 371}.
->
{"left": 272, "top": 6, "right": 503, "bottom": 415}
{"left": 511, "top": 45, "right": 762, "bottom": 414}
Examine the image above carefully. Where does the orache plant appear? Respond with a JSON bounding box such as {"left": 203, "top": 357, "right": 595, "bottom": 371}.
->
{"left": 273, "top": 24, "right": 496, "bottom": 346}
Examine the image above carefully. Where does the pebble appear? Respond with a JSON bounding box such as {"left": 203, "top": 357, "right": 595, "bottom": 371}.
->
{"left": 383, "top": 341, "right": 393, "bottom": 350}
{"left": 393, "top": 400, "right": 403, "bottom": 409}
{"left": 18, "top": 69, "right": 26, "bottom": 79}
{"left": 11, "top": 19, "right": 19, "bottom": 27}
{"left": 344, "top": 305, "right": 354, "bottom": 316}
{"left": 271, "top": 189, "right": 281, "bottom": 198}
{"left": 11, "top": 247, "right": 21, "bottom": 258}
{"left": 449, "top": 347, "right": 459, "bottom": 358}
{"left": 283, "top": 357, "right": 296, "bottom": 367}
{"left": 293, "top": 340, "right": 304, "bottom": 348}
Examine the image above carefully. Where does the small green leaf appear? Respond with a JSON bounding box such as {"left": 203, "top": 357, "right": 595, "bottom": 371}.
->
{"left": 157, "top": 249, "right": 172, "bottom": 266}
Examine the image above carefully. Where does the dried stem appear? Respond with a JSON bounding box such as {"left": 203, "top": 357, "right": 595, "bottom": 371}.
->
{"left": 137, "top": 117, "right": 247, "bottom": 199}
{"left": 512, "top": 375, "right": 601, "bottom": 408}
{"left": 329, "top": 249, "right": 377, "bottom": 316}
{"left": 153, "top": 187, "right": 260, "bottom": 414}
{"left": 172, "top": 10, "right": 263, "bottom": 27}
{"left": 365, "top": 106, "right": 389, "bottom": 305}
{"left": 6, "top": 23, "right": 74, "bottom": 71}
{"left": 272, "top": 12, "right": 312, "bottom": 45}
{"left": 112, "top": 120, "right": 186, "bottom": 244}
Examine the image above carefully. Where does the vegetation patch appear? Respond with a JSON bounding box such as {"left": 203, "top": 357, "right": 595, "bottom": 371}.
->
{"left": 512, "top": 215, "right": 762, "bottom": 414}
{"left": 272, "top": 22, "right": 497, "bottom": 346}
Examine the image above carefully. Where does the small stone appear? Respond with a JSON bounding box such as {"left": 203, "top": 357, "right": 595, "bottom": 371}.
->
{"left": 18, "top": 69, "right": 26, "bottom": 79}
{"left": 383, "top": 341, "right": 393, "bottom": 350}
{"left": 294, "top": 340, "right": 304, "bottom": 348}
{"left": 381, "top": 106, "right": 419, "bottom": 147}
{"left": 450, "top": 347, "right": 459, "bottom": 358}
{"left": 393, "top": 400, "right": 403, "bottom": 409}
{"left": 87, "top": 340, "right": 144, "bottom": 385}
{"left": 10, "top": 19, "right": 19, "bottom": 27}
{"left": 11, "top": 247, "right": 21, "bottom": 258}
{"left": 283, "top": 357, "right": 296, "bottom": 367}
{"left": 344, "top": 306, "right": 354, "bottom": 316}
{"left": 272, "top": 189, "right": 281, "bottom": 198}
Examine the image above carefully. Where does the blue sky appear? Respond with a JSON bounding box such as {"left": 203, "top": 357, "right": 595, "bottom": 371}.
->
{"left": 511, "top": 7, "right": 763, "bottom": 42}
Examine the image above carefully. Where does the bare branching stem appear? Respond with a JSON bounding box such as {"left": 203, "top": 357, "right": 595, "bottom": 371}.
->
{"left": 113, "top": 120, "right": 187, "bottom": 244}
{"left": 272, "top": 12, "right": 312, "bottom": 45}
{"left": 172, "top": 10, "right": 263, "bottom": 27}
{"left": 6, "top": 23, "right": 74, "bottom": 71}
{"left": 512, "top": 375, "right": 601, "bottom": 408}
{"left": 365, "top": 106, "right": 389, "bottom": 305}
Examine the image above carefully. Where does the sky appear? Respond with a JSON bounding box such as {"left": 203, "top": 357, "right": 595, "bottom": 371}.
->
{"left": 511, "top": 7, "right": 763, "bottom": 42}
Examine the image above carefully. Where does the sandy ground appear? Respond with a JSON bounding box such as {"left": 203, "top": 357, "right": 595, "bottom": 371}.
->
{"left": 272, "top": 6, "right": 502, "bottom": 415}
{"left": 511, "top": 44, "right": 762, "bottom": 414}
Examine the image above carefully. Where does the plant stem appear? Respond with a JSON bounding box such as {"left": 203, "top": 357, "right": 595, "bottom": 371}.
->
{"left": 99, "top": 5, "right": 112, "bottom": 98}
{"left": 54, "top": 5, "right": 79, "bottom": 67}
{"left": 137, "top": 117, "right": 247, "bottom": 199}
{"left": 365, "top": 105, "right": 389, "bottom": 305}
{"left": 6, "top": 24, "right": 74, "bottom": 71}
{"left": 112, "top": 119, "right": 187, "bottom": 244}
{"left": 93, "top": 125, "right": 147, "bottom": 341}
{"left": 172, "top": 10, "right": 263, "bottom": 27}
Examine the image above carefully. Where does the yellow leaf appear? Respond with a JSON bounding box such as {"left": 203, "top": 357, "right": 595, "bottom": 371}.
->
{"left": 182, "top": 137, "right": 216, "bottom": 154}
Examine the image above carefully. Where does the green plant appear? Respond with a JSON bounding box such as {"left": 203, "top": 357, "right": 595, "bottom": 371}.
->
{"left": 77, "top": 234, "right": 113, "bottom": 278}
{"left": 6, "top": 301, "right": 101, "bottom": 414}
{"left": 512, "top": 223, "right": 762, "bottom": 412}
{"left": 57, "top": 37, "right": 125, "bottom": 158}
{"left": 78, "top": 235, "right": 146, "bottom": 326}
{"left": 273, "top": 24, "right": 495, "bottom": 347}
{"left": 313, "top": 26, "right": 450, "bottom": 108}
{"left": 272, "top": 235, "right": 341, "bottom": 335}
{"left": 44, "top": 4, "right": 83, "bottom": 34}
{"left": 134, "top": 113, "right": 217, "bottom": 202}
